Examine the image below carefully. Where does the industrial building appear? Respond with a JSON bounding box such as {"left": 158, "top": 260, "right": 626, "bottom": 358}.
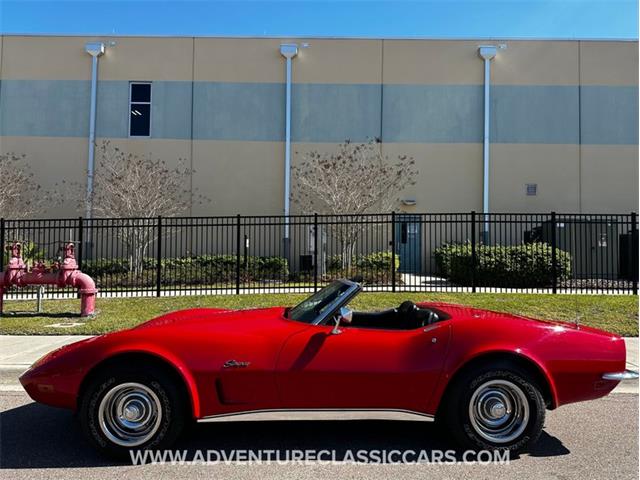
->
{"left": 0, "top": 35, "right": 637, "bottom": 218}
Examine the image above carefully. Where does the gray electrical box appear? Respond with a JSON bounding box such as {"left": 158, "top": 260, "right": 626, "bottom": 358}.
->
{"left": 536, "top": 218, "right": 620, "bottom": 279}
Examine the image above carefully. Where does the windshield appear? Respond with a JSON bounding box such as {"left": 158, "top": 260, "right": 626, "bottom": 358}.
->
{"left": 287, "top": 280, "right": 357, "bottom": 324}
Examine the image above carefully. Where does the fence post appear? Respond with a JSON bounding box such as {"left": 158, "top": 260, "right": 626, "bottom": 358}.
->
{"left": 77, "top": 216, "right": 84, "bottom": 270}
{"left": 391, "top": 211, "right": 396, "bottom": 292}
{"left": 551, "top": 211, "right": 557, "bottom": 294}
{"left": 632, "top": 212, "right": 638, "bottom": 295}
{"left": 313, "top": 213, "right": 318, "bottom": 292}
{"left": 235, "top": 214, "right": 241, "bottom": 295}
{"left": 156, "top": 216, "right": 162, "bottom": 297}
{"left": 471, "top": 211, "right": 476, "bottom": 293}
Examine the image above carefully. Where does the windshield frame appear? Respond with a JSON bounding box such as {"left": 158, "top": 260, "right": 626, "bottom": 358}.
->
{"left": 287, "top": 279, "right": 361, "bottom": 326}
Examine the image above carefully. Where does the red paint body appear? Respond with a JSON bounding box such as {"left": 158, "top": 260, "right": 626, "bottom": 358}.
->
{"left": 20, "top": 303, "right": 626, "bottom": 418}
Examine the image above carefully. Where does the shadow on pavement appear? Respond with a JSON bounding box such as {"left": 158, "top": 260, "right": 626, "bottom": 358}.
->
{"left": 1, "top": 401, "right": 570, "bottom": 469}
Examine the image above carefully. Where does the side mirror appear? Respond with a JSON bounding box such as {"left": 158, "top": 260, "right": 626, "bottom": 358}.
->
{"left": 340, "top": 306, "right": 353, "bottom": 324}
{"left": 331, "top": 307, "right": 353, "bottom": 335}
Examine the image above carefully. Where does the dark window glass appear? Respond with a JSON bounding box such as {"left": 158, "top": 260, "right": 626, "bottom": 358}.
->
{"left": 130, "top": 104, "right": 151, "bottom": 136}
{"left": 131, "top": 83, "right": 151, "bottom": 103}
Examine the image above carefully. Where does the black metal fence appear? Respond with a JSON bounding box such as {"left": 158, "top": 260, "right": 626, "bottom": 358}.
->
{"left": 0, "top": 212, "right": 637, "bottom": 298}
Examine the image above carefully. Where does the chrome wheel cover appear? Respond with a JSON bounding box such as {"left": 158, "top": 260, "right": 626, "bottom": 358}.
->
{"left": 98, "top": 382, "right": 163, "bottom": 447}
{"left": 468, "top": 379, "right": 530, "bottom": 444}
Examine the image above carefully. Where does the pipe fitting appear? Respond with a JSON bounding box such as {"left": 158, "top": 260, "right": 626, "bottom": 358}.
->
{"left": 0, "top": 241, "right": 97, "bottom": 317}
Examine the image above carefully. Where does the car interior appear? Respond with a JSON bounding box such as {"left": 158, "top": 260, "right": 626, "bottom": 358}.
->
{"left": 348, "top": 301, "right": 449, "bottom": 330}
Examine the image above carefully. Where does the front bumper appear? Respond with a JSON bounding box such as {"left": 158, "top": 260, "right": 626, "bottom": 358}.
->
{"left": 602, "top": 370, "right": 639, "bottom": 381}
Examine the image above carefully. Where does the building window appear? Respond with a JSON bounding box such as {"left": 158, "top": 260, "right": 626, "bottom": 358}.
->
{"left": 129, "top": 82, "right": 151, "bottom": 137}
{"left": 525, "top": 183, "right": 538, "bottom": 196}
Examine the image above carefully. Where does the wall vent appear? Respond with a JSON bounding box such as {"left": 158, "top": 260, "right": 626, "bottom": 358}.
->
{"left": 526, "top": 183, "right": 538, "bottom": 196}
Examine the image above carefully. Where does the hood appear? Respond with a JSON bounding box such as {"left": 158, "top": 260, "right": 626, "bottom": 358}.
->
{"left": 133, "top": 306, "right": 289, "bottom": 333}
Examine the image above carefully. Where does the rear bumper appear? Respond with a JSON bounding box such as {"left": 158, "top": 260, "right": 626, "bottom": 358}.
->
{"left": 602, "top": 370, "right": 639, "bottom": 381}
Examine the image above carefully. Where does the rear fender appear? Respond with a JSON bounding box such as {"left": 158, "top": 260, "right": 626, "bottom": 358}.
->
{"left": 428, "top": 345, "right": 559, "bottom": 413}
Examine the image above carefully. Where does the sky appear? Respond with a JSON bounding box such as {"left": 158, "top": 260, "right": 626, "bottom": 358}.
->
{"left": 0, "top": 0, "right": 637, "bottom": 39}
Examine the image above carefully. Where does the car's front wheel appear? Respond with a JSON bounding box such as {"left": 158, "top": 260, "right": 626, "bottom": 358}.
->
{"left": 79, "top": 365, "right": 187, "bottom": 459}
{"left": 441, "top": 363, "right": 546, "bottom": 452}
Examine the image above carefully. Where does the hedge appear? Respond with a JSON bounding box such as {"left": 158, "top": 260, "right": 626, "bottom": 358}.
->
{"left": 434, "top": 242, "right": 572, "bottom": 288}
{"left": 326, "top": 251, "right": 400, "bottom": 284}
{"left": 82, "top": 255, "right": 289, "bottom": 287}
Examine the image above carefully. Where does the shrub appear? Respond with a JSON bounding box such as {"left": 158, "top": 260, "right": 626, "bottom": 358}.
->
{"left": 434, "top": 242, "right": 572, "bottom": 288}
{"left": 326, "top": 250, "right": 399, "bottom": 284}
{"left": 81, "top": 254, "right": 289, "bottom": 287}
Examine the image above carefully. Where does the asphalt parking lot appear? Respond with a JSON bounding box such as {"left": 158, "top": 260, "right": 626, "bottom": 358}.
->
{"left": 0, "top": 391, "right": 637, "bottom": 479}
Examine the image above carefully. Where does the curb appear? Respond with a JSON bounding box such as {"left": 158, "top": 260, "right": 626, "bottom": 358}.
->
{"left": 0, "top": 365, "right": 28, "bottom": 391}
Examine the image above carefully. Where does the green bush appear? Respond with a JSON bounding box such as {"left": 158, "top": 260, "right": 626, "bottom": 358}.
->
{"left": 434, "top": 242, "right": 572, "bottom": 288}
{"left": 2, "top": 241, "right": 47, "bottom": 266}
{"left": 326, "top": 250, "right": 399, "bottom": 284}
{"left": 82, "top": 254, "right": 289, "bottom": 287}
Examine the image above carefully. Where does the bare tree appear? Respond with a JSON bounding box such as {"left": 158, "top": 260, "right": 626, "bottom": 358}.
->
{"left": 0, "top": 153, "right": 44, "bottom": 219}
{"left": 90, "top": 141, "right": 196, "bottom": 219}
{"left": 57, "top": 140, "right": 205, "bottom": 277}
{"left": 291, "top": 140, "right": 417, "bottom": 267}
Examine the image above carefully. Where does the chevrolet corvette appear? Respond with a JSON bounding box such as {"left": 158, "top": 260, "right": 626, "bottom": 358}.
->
{"left": 20, "top": 279, "right": 638, "bottom": 458}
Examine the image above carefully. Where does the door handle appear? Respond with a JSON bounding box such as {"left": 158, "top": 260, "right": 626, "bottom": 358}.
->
{"left": 223, "top": 360, "right": 251, "bottom": 369}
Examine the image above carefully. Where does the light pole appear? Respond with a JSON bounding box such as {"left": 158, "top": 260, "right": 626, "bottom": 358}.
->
{"left": 280, "top": 43, "right": 298, "bottom": 261}
{"left": 84, "top": 42, "right": 105, "bottom": 221}
{"left": 478, "top": 45, "right": 497, "bottom": 244}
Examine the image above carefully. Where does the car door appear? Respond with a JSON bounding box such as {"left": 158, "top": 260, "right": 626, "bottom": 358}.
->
{"left": 275, "top": 321, "right": 451, "bottom": 412}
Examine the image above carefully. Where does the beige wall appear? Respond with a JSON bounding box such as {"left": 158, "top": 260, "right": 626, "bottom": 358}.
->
{"left": 492, "top": 41, "right": 579, "bottom": 85}
{"left": 0, "top": 136, "right": 88, "bottom": 214}
{"left": 383, "top": 40, "right": 484, "bottom": 84}
{"left": 580, "top": 145, "right": 639, "bottom": 213}
{"left": 191, "top": 141, "right": 284, "bottom": 216}
{"left": 0, "top": 36, "right": 195, "bottom": 81}
{"left": 490, "top": 144, "right": 581, "bottom": 212}
{"left": 100, "top": 38, "right": 194, "bottom": 82}
{"left": 195, "top": 38, "right": 382, "bottom": 84}
{"left": 0, "top": 36, "right": 637, "bottom": 219}
{"left": 580, "top": 41, "right": 638, "bottom": 86}
{"left": 381, "top": 143, "right": 484, "bottom": 213}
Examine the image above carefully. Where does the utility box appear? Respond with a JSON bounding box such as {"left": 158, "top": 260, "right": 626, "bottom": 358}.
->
{"left": 532, "top": 218, "right": 621, "bottom": 279}
{"left": 619, "top": 230, "right": 639, "bottom": 281}
{"left": 307, "top": 224, "right": 326, "bottom": 276}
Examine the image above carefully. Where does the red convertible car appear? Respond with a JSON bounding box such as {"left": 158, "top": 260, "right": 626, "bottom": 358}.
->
{"left": 20, "top": 279, "right": 637, "bottom": 457}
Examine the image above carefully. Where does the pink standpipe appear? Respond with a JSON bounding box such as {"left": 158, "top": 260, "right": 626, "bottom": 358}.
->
{"left": 0, "top": 242, "right": 97, "bottom": 317}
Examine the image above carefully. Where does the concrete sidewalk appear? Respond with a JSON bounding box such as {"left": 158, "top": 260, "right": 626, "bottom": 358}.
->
{"left": 0, "top": 335, "right": 93, "bottom": 390}
{"left": 1, "top": 335, "right": 637, "bottom": 393}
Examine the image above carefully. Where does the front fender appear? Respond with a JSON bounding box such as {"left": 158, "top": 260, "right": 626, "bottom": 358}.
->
{"left": 95, "top": 343, "right": 202, "bottom": 418}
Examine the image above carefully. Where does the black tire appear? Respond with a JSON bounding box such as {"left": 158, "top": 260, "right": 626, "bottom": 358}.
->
{"left": 440, "top": 362, "right": 545, "bottom": 452}
{"left": 79, "top": 364, "right": 187, "bottom": 459}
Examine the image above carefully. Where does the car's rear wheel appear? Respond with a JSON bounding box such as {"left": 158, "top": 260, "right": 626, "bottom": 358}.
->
{"left": 441, "top": 363, "right": 545, "bottom": 452}
{"left": 79, "top": 365, "right": 187, "bottom": 459}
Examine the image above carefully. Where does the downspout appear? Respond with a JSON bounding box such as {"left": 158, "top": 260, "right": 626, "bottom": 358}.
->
{"left": 280, "top": 43, "right": 298, "bottom": 259}
{"left": 84, "top": 42, "right": 105, "bottom": 220}
{"left": 478, "top": 46, "right": 497, "bottom": 244}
